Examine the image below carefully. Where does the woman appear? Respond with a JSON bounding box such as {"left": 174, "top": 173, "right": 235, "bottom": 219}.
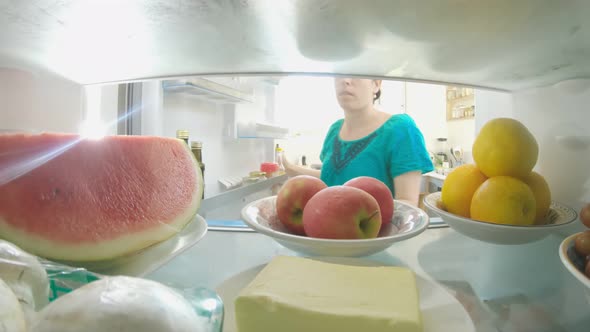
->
{"left": 282, "top": 77, "right": 433, "bottom": 207}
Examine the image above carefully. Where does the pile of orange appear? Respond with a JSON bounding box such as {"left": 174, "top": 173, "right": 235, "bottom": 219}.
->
{"left": 441, "top": 118, "right": 551, "bottom": 226}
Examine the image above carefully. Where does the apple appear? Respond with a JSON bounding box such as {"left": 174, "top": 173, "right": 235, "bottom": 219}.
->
{"left": 276, "top": 175, "right": 327, "bottom": 235}
{"left": 302, "top": 186, "right": 382, "bottom": 239}
{"left": 580, "top": 203, "right": 590, "bottom": 229}
{"left": 575, "top": 230, "right": 590, "bottom": 257}
{"left": 344, "top": 176, "right": 394, "bottom": 228}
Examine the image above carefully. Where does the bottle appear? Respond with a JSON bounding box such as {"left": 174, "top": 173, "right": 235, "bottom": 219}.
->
{"left": 275, "top": 144, "right": 285, "bottom": 174}
{"left": 274, "top": 144, "right": 281, "bottom": 163}
{"left": 191, "top": 141, "right": 206, "bottom": 199}
{"left": 176, "top": 130, "right": 190, "bottom": 146}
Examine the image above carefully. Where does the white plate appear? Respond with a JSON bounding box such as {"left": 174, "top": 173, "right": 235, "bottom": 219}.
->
{"left": 241, "top": 196, "right": 429, "bottom": 257}
{"left": 424, "top": 192, "right": 578, "bottom": 245}
{"left": 216, "top": 257, "right": 475, "bottom": 332}
{"left": 55, "top": 214, "right": 208, "bottom": 277}
{"left": 558, "top": 233, "right": 590, "bottom": 304}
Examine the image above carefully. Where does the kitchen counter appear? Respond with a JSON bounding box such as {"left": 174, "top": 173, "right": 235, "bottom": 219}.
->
{"left": 422, "top": 171, "right": 447, "bottom": 194}
{"left": 424, "top": 171, "right": 447, "bottom": 181}
{"left": 147, "top": 227, "right": 588, "bottom": 331}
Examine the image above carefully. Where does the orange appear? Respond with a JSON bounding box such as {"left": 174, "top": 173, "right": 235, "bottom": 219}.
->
{"left": 523, "top": 171, "right": 552, "bottom": 224}
{"left": 470, "top": 176, "right": 536, "bottom": 226}
{"left": 441, "top": 164, "right": 487, "bottom": 218}
{"left": 472, "top": 118, "right": 538, "bottom": 178}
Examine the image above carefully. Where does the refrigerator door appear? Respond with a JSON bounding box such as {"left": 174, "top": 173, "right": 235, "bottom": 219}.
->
{"left": 1, "top": 1, "right": 589, "bottom": 90}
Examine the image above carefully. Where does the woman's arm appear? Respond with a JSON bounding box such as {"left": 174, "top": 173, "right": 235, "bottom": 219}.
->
{"left": 393, "top": 171, "right": 423, "bottom": 207}
{"left": 282, "top": 154, "right": 321, "bottom": 178}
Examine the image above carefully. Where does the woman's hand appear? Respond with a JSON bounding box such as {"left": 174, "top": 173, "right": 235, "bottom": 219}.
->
{"left": 280, "top": 152, "right": 321, "bottom": 178}
{"left": 280, "top": 153, "right": 298, "bottom": 177}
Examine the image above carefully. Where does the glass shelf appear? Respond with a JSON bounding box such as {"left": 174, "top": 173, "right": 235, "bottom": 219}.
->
{"left": 148, "top": 227, "right": 589, "bottom": 332}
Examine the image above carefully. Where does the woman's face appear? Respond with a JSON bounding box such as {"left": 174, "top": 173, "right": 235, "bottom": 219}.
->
{"left": 334, "top": 78, "right": 381, "bottom": 111}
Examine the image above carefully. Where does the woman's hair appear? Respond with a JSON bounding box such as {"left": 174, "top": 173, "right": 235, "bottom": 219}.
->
{"left": 373, "top": 89, "right": 381, "bottom": 103}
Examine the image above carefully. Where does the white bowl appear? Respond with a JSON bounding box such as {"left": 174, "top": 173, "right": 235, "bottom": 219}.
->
{"left": 559, "top": 233, "right": 590, "bottom": 303}
{"left": 423, "top": 192, "right": 578, "bottom": 245}
{"left": 241, "top": 196, "right": 429, "bottom": 257}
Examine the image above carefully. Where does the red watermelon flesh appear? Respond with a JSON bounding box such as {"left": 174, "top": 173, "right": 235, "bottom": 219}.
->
{"left": 0, "top": 133, "right": 203, "bottom": 261}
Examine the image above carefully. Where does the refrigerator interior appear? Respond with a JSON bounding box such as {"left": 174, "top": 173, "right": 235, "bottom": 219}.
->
{"left": 1, "top": 3, "right": 590, "bottom": 330}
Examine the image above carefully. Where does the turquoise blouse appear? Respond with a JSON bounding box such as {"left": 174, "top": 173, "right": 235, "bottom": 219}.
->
{"left": 319, "top": 114, "right": 434, "bottom": 196}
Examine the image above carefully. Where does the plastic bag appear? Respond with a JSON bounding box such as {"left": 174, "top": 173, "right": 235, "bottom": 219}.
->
{"left": 0, "top": 241, "right": 223, "bottom": 332}
{"left": 39, "top": 259, "right": 224, "bottom": 332}
{"left": 40, "top": 259, "right": 101, "bottom": 302}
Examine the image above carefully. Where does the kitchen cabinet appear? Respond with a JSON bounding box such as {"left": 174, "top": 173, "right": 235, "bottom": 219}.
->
{"left": 446, "top": 86, "right": 475, "bottom": 121}
{"left": 133, "top": 77, "right": 283, "bottom": 199}
{"left": 236, "top": 121, "right": 290, "bottom": 139}
{"left": 162, "top": 77, "right": 287, "bottom": 140}
{"left": 162, "top": 77, "right": 254, "bottom": 104}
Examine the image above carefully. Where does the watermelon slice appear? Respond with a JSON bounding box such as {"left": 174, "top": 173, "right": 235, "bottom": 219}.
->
{"left": 0, "top": 133, "right": 203, "bottom": 262}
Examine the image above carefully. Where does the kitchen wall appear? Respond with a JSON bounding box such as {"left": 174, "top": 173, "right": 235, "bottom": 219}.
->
{"left": 274, "top": 79, "right": 478, "bottom": 168}
{"left": 274, "top": 77, "right": 406, "bottom": 166}
{"left": 404, "top": 82, "right": 448, "bottom": 155}
{"left": 151, "top": 81, "right": 275, "bottom": 198}
{"left": 273, "top": 76, "right": 340, "bottom": 166}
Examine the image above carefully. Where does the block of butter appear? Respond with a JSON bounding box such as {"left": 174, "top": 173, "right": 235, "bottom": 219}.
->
{"left": 235, "top": 256, "right": 423, "bottom": 332}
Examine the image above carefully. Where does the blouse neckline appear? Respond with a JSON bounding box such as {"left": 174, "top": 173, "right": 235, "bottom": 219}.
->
{"left": 336, "top": 115, "right": 395, "bottom": 143}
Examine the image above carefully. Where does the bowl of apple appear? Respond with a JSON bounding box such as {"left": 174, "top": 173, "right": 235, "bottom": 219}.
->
{"left": 240, "top": 176, "right": 429, "bottom": 257}
{"left": 558, "top": 203, "right": 590, "bottom": 304}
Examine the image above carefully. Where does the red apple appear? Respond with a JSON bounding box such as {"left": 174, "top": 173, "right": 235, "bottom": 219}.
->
{"left": 302, "top": 186, "right": 382, "bottom": 239}
{"left": 580, "top": 203, "right": 590, "bottom": 228}
{"left": 344, "top": 176, "right": 394, "bottom": 228}
{"left": 276, "top": 175, "right": 327, "bottom": 235}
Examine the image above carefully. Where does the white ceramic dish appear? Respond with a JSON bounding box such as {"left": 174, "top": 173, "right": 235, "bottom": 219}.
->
{"left": 423, "top": 192, "right": 577, "bottom": 245}
{"left": 55, "top": 214, "right": 208, "bottom": 276}
{"left": 216, "top": 256, "right": 475, "bottom": 332}
{"left": 558, "top": 233, "right": 590, "bottom": 304}
{"left": 241, "top": 196, "right": 429, "bottom": 257}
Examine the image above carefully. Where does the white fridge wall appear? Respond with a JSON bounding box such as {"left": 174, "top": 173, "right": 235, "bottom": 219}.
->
{"left": 0, "top": 67, "right": 120, "bottom": 135}
{"left": 141, "top": 81, "right": 164, "bottom": 137}
{"left": 512, "top": 80, "right": 590, "bottom": 217}
{"left": 474, "top": 89, "right": 514, "bottom": 133}
{"left": 0, "top": 68, "right": 83, "bottom": 133}
{"left": 98, "top": 85, "right": 119, "bottom": 136}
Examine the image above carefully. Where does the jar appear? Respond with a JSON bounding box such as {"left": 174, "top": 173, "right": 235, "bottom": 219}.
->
{"left": 260, "top": 162, "right": 280, "bottom": 178}
{"left": 435, "top": 138, "right": 449, "bottom": 167}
